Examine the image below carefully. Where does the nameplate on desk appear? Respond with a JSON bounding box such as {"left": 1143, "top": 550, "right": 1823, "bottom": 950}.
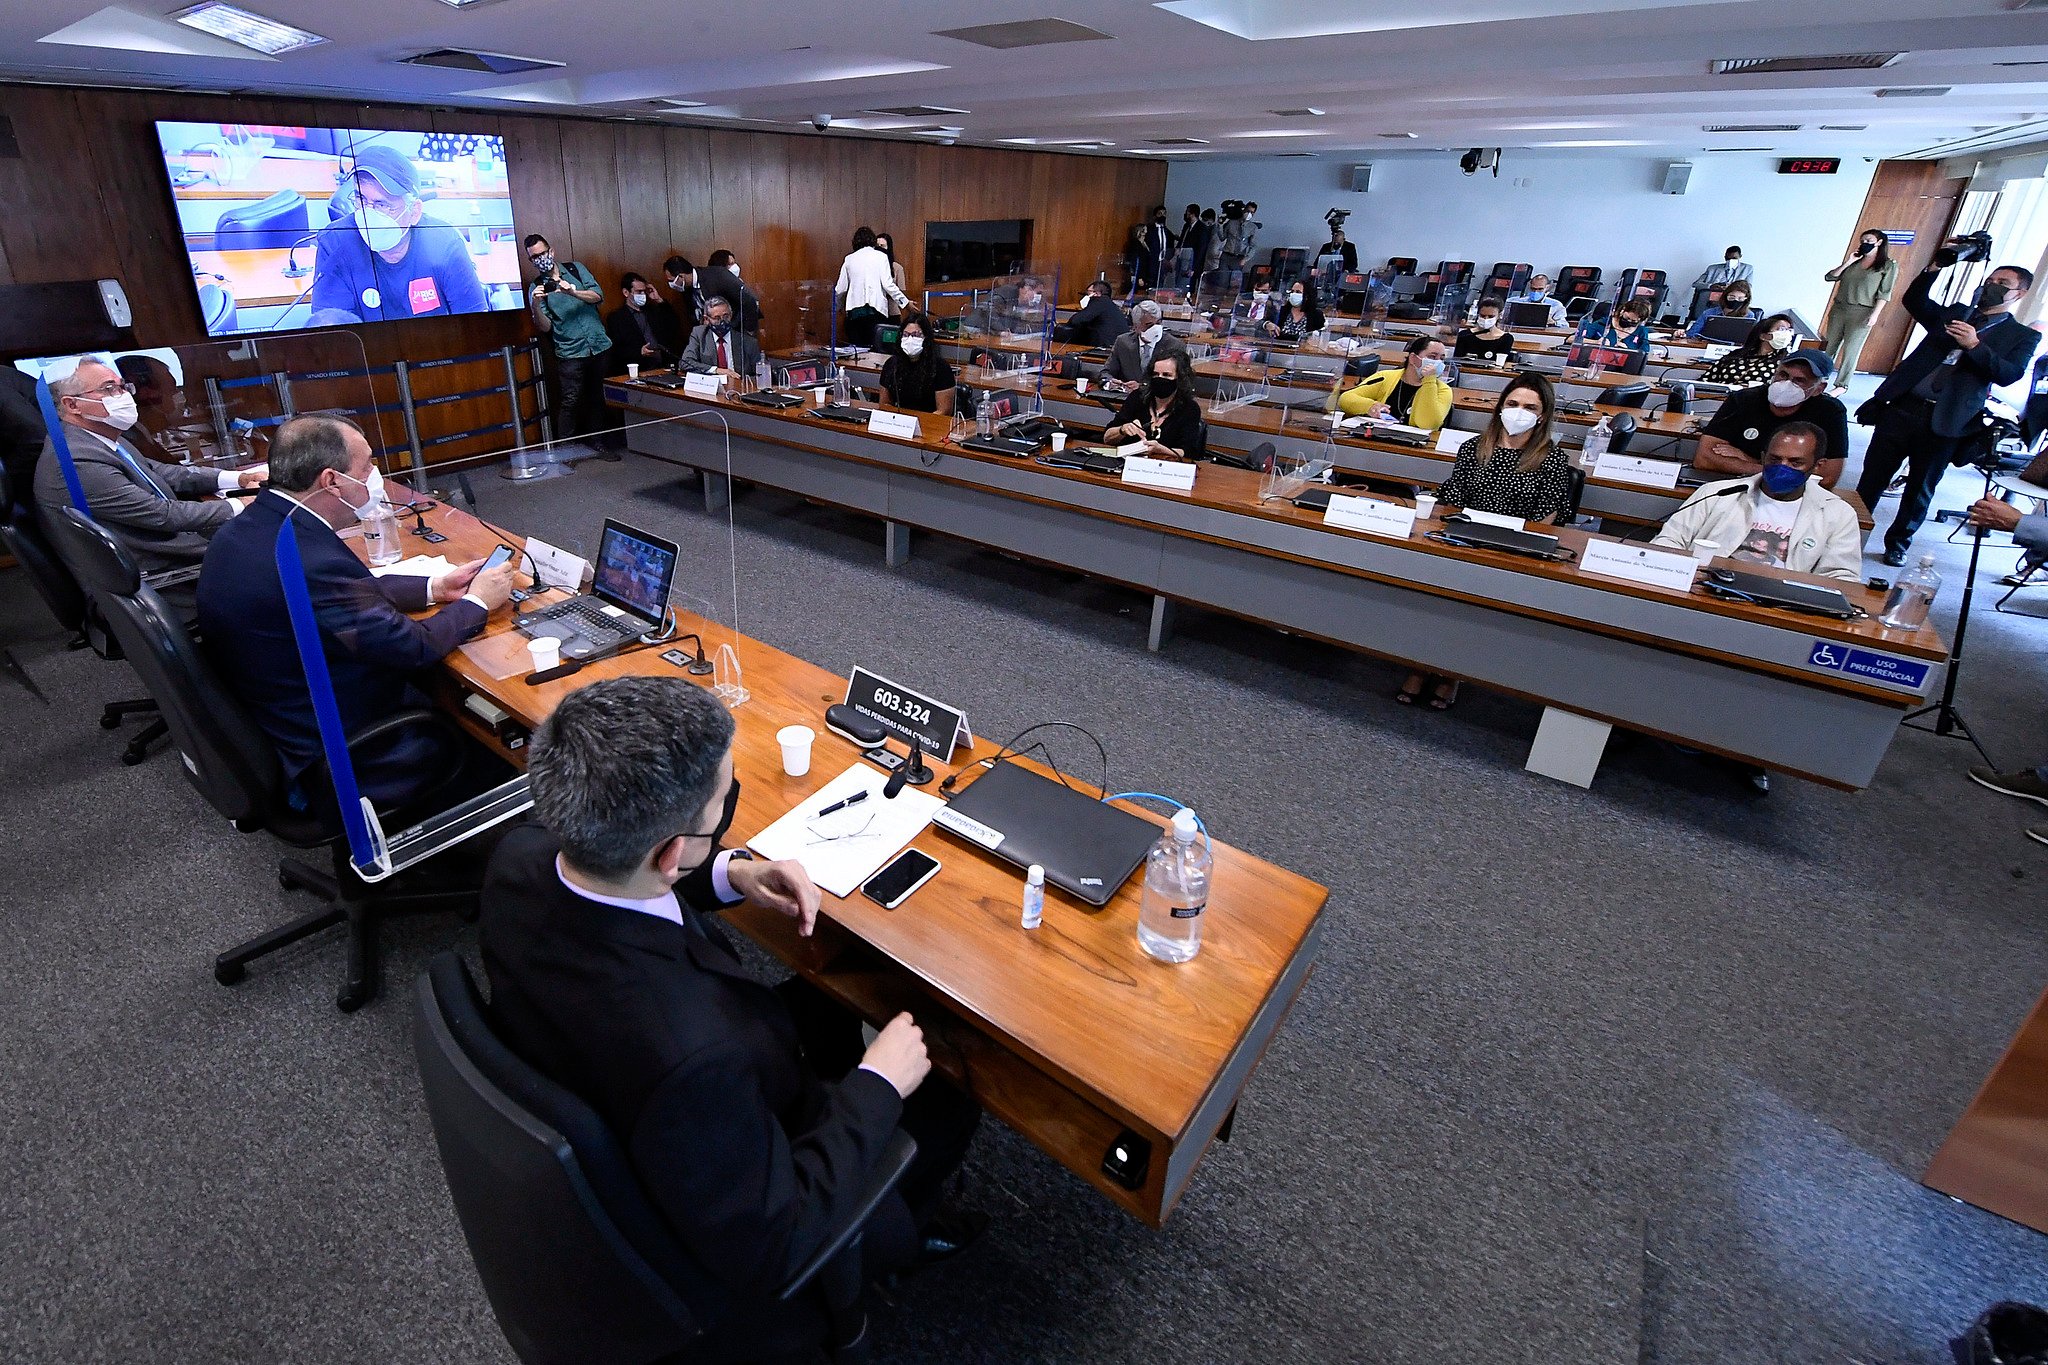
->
{"left": 1593, "top": 452, "right": 1682, "bottom": 489}
{"left": 1121, "top": 456, "right": 1197, "bottom": 492}
{"left": 1578, "top": 540, "right": 1698, "bottom": 592}
{"left": 843, "top": 666, "right": 971, "bottom": 763}
{"left": 1433, "top": 428, "right": 1467, "bottom": 454}
{"left": 1324, "top": 494, "right": 1416, "bottom": 539}
{"left": 1460, "top": 508, "right": 1526, "bottom": 531}
{"left": 524, "top": 536, "right": 590, "bottom": 593}
{"left": 682, "top": 372, "right": 725, "bottom": 398}
{"left": 865, "top": 409, "right": 922, "bottom": 440}
{"left": 932, "top": 805, "right": 1004, "bottom": 851}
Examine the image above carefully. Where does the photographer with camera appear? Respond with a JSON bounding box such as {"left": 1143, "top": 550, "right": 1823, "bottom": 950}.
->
{"left": 1216, "top": 199, "right": 1254, "bottom": 281}
{"left": 1853, "top": 233, "right": 2038, "bottom": 566}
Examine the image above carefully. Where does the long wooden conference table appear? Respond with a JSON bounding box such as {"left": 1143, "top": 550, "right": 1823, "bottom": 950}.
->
{"left": 606, "top": 377, "right": 1944, "bottom": 792}
{"left": 398, "top": 493, "right": 1328, "bottom": 1226}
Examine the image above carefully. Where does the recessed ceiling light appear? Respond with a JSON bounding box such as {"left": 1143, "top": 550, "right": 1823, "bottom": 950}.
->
{"left": 401, "top": 48, "right": 564, "bottom": 74}
{"left": 1702, "top": 123, "right": 1802, "bottom": 132}
{"left": 1269, "top": 107, "right": 1324, "bottom": 117}
{"left": 1712, "top": 53, "right": 1899, "bottom": 74}
{"left": 1225, "top": 129, "right": 1319, "bottom": 139}
{"left": 434, "top": 0, "right": 513, "bottom": 8}
{"left": 865, "top": 104, "right": 971, "bottom": 117}
{"left": 652, "top": 98, "right": 708, "bottom": 109}
{"left": 173, "top": 2, "right": 324, "bottom": 55}
{"left": 1148, "top": 137, "right": 1210, "bottom": 145}
{"left": 1379, "top": 131, "right": 1417, "bottom": 139}
{"left": 1704, "top": 146, "right": 1775, "bottom": 152}
{"left": 1819, "top": 124, "right": 1868, "bottom": 130}
{"left": 930, "top": 18, "right": 1112, "bottom": 49}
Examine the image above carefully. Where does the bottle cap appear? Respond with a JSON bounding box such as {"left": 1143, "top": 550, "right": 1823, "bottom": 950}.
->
{"left": 1918, "top": 553, "right": 1936, "bottom": 567}
{"left": 1171, "top": 808, "right": 1200, "bottom": 841}
{"left": 1026, "top": 864, "right": 1044, "bottom": 886}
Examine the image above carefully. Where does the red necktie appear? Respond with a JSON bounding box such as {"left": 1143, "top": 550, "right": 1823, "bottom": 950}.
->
{"left": 717, "top": 336, "right": 729, "bottom": 368}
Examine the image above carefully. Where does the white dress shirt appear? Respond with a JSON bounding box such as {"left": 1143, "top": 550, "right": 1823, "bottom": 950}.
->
{"left": 555, "top": 850, "right": 743, "bottom": 920}
{"left": 834, "top": 246, "right": 910, "bottom": 316}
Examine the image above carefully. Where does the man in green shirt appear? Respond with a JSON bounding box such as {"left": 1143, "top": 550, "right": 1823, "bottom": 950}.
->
{"left": 524, "top": 233, "right": 618, "bottom": 452}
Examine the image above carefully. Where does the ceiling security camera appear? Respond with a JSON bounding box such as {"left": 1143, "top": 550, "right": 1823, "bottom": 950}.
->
{"left": 811, "top": 114, "right": 833, "bottom": 131}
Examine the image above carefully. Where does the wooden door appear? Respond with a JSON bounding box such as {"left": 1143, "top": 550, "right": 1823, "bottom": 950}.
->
{"left": 1832, "top": 160, "right": 1970, "bottom": 374}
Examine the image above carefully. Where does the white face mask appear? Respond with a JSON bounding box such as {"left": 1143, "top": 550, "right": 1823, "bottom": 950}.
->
{"left": 334, "top": 467, "right": 386, "bottom": 520}
{"left": 90, "top": 390, "right": 140, "bottom": 431}
{"left": 630, "top": 291, "right": 648, "bottom": 307}
{"left": 900, "top": 335, "right": 925, "bottom": 358}
{"left": 728, "top": 263, "right": 741, "bottom": 279}
{"left": 1288, "top": 292, "right": 1304, "bottom": 307}
{"left": 356, "top": 205, "right": 408, "bottom": 254}
{"left": 1478, "top": 316, "right": 1500, "bottom": 332}
{"left": 1766, "top": 379, "right": 1808, "bottom": 409}
{"left": 1498, "top": 405, "right": 1541, "bottom": 437}
{"left": 1768, "top": 328, "right": 1794, "bottom": 351}
{"left": 1415, "top": 356, "right": 1444, "bottom": 377}
{"left": 1141, "top": 324, "right": 1164, "bottom": 345}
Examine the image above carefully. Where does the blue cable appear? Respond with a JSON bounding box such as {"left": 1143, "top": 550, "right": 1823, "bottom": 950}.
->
{"left": 1104, "top": 791, "right": 1207, "bottom": 842}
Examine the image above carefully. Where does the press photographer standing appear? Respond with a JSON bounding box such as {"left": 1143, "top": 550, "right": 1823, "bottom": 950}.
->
{"left": 1854, "top": 238, "right": 2038, "bottom": 566}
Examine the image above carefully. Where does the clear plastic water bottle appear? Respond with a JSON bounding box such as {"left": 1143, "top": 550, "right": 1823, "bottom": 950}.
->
{"left": 832, "top": 369, "right": 850, "bottom": 406}
{"left": 361, "top": 499, "right": 403, "bottom": 568}
{"left": 976, "top": 398, "right": 993, "bottom": 441}
{"left": 1137, "top": 808, "right": 1210, "bottom": 964}
{"left": 753, "top": 355, "right": 772, "bottom": 392}
{"left": 1580, "top": 415, "right": 1612, "bottom": 470}
{"left": 1880, "top": 553, "right": 1942, "bottom": 629}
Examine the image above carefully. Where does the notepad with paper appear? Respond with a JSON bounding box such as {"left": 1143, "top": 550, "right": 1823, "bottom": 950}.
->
{"left": 746, "top": 763, "right": 943, "bottom": 898}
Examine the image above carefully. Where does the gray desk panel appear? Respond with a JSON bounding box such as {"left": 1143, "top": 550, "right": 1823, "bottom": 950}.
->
{"left": 1154, "top": 537, "right": 1899, "bottom": 786}
{"left": 886, "top": 474, "right": 1168, "bottom": 589}
{"left": 631, "top": 410, "right": 891, "bottom": 516}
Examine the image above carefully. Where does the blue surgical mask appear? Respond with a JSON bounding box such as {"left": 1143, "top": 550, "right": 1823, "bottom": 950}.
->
{"left": 1528, "top": 287, "right": 1547, "bottom": 299}
{"left": 1759, "top": 462, "right": 1808, "bottom": 497}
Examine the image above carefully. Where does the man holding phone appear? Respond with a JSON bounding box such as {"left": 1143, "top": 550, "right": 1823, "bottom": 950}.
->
{"left": 481, "top": 677, "right": 983, "bottom": 1360}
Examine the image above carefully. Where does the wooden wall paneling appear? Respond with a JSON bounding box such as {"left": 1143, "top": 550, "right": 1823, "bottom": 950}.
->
{"left": 501, "top": 115, "right": 571, "bottom": 265}
{"left": 777, "top": 132, "right": 830, "bottom": 288}
{"left": 559, "top": 120, "right": 626, "bottom": 300}
{"left": 613, "top": 122, "right": 671, "bottom": 287}
{"left": 0, "top": 88, "right": 120, "bottom": 285}
{"left": 663, "top": 125, "right": 714, "bottom": 264}
{"left": 1833, "top": 159, "right": 1970, "bottom": 374}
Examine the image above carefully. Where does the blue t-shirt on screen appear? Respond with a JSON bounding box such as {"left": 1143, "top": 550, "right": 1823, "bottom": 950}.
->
{"left": 308, "top": 216, "right": 489, "bottom": 323}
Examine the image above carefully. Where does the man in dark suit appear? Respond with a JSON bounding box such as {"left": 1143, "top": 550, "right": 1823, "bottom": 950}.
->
{"left": 1054, "top": 280, "right": 1131, "bottom": 347}
{"left": 197, "top": 413, "right": 516, "bottom": 809}
{"left": 481, "top": 676, "right": 981, "bottom": 1360}
{"left": 1856, "top": 255, "right": 2039, "bottom": 565}
{"left": 605, "top": 271, "right": 685, "bottom": 372}
{"left": 1, "top": 363, "right": 46, "bottom": 522}
{"left": 34, "top": 356, "right": 266, "bottom": 620}
{"left": 1099, "top": 300, "right": 1188, "bottom": 392}
{"left": 1132, "top": 206, "right": 1174, "bottom": 290}
{"left": 664, "top": 254, "right": 709, "bottom": 338}
{"left": 701, "top": 249, "right": 763, "bottom": 335}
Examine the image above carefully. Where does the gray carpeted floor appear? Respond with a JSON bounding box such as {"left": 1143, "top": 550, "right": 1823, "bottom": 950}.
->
{"left": 5, "top": 403, "right": 2048, "bottom": 1364}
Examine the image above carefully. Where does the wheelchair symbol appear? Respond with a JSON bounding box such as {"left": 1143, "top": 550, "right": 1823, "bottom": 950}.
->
{"left": 1812, "top": 644, "right": 1844, "bottom": 669}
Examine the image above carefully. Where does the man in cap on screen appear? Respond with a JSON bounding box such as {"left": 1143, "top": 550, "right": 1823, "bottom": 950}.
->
{"left": 308, "top": 143, "right": 487, "bottom": 325}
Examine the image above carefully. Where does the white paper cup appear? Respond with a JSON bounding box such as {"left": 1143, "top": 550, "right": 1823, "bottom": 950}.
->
{"left": 1051, "top": 432, "right": 1068, "bottom": 452}
{"left": 776, "top": 725, "right": 815, "bottom": 777}
{"left": 811, "top": 386, "right": 827, "bottom": 404}
{"left": 1691, "top": 540, "right": 1719, "bottom": 565}
{"left": 1414, "top": 494, "right": 1437, "bottom": 520}
{"left": 527, "top": 636, "right": 561, "bottom": 672}
{"left": 1074, "top": 377, "right": 1089, "bottom": 394}
{"left": 627, "top": 363, "right": 640, "bottom": 380}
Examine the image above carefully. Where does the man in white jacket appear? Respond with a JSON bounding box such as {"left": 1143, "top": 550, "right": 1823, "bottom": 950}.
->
{"left": 1651, "top": 423, "right": 1862, "bottom": 581}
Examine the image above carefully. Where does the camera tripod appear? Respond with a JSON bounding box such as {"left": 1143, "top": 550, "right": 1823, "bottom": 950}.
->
{"left": 1901, "top": 469, "right": 1997, "bottom": 766}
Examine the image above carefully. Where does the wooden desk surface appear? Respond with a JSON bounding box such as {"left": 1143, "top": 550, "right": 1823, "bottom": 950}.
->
{"left": 614, "top": 380, "right": 1946, "bottom": 676}
{"left": 394, "top": 488, "right": 1329, "bottom": 1222}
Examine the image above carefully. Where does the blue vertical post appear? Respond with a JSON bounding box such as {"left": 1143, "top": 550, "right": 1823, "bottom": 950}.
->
{"left": 274, "top": 519, "right": 379, "bottom": 873}
{"left": 35, "top": 377, "right": 91, "bottom": 514}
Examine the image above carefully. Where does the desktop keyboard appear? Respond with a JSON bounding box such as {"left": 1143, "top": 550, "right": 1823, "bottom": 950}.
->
{"left": 529, "top": 599, "right": 634, "bottom": 633}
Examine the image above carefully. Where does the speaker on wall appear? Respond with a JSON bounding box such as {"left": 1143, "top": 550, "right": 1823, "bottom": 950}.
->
{"left": 1348, "top": 163, "right": 1372, "bottom": 193}
{"left": 1661, "top": 161, "right": 1693, "bottom": 195}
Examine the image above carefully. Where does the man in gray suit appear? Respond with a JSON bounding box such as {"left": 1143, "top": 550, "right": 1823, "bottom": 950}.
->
{"left": 1098, "top": 301, "right": 1189, "bottom": 393}
{"left": 33, "top": 356, "right": 265, "bottom": 618}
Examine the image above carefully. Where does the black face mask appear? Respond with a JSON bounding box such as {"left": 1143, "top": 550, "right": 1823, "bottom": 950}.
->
{"left": 1977, "top": 282, "right": 2011, "bottom": 309}
{"left": 1149, "top": 375, "right": 1178, "bottom": 399}
{"left": 1154, "top": 216, "right": 1167, "bottom": 225}
{"left": 679, "top": 778, "right": 741, "bottom": 872}
{"left": 711, "top": 321, "right": 731, "bottom": 337}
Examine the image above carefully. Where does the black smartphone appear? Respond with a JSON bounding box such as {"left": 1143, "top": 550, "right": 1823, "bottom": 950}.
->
{"left": 482, "top": 544, "right": 515, "bottom": 574}
{"left": 862, "top": 849, "right": 941, "bottom": 910}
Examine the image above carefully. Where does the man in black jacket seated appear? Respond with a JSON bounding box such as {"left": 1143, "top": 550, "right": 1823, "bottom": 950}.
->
{"left": 1054, "top": 279, "right": 1131, "bottom": 347}
{"left": 480, "top": 677, "right": 981, "bottom": 1361}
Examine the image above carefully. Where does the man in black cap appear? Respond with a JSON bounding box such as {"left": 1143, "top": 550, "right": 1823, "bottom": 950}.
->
{"left": 308, "top": 142, "right": 488, "bottom": 326}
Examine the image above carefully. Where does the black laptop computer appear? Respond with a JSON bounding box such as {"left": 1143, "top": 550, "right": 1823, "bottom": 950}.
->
{"left": 1697, "top": 566, "right": 1858, "bottom": 617}
{"left": 518, "top": 519, "right": 680, "bottom": 656}
{"left": 1697, "top": 313, "right": 1756, "bottom": 346}
{"left": 932, "top": 760, "right": 1160, "bottom": 906}
{"left": 1433, "top": 514, "right": 1564, "bottom": 560}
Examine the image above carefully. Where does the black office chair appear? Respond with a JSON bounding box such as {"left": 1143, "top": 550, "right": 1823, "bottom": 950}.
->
{"left": 414, "top": 953, "right": 916, "bottom": 1365}
{"left": 47, "top": 506, "right": 478, "bottom": 1011}
{"left": 1386, "top": 256, "right": 1418, "bottom": 277}
{"left": 12, "top": 470, "right": 167, "bottom": 763}
{"left": 1189, "top": 419, "right": 1210, "bottom": 462}
{"left": 1563, "top": 467, "right": 1588, "bottom": 520}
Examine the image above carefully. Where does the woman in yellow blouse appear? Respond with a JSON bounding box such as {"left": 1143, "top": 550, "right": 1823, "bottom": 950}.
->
{"left": 1335, "top": 336, "right": 1455, "bottom": 432}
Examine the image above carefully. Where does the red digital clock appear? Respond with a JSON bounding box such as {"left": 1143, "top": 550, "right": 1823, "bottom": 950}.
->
{"left": 1778, "top": 157, "right": 1842, "bottom": 174}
